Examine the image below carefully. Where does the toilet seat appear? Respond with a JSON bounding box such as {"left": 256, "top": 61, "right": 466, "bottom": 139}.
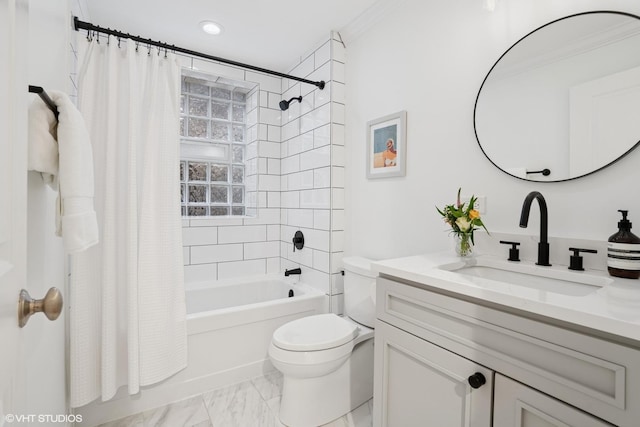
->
{"left": 272, "top": 313, "right": 358, "bottom": 352}
{"left": 269, "top": 337, "right": 354, "bottom": 372}
{"left": 269, "top": 314, "right": 374, "bottom": 373}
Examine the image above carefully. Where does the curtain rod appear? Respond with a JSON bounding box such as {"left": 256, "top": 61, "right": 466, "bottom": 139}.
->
{"left": 73, "top": 17, "right": 326, "bottom": 90}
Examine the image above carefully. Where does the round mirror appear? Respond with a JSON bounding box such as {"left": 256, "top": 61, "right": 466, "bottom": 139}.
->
{"left": 474, "top": 11, "right": 640, "bottom": 182}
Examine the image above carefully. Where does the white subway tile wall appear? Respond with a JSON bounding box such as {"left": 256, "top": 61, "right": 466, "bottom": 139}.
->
{"left": 280, "top": 32, "right": 346, "bottom": 313}
{"left": 184, "top": 32, "right": 345, "bottom": 309}
{"left": 69, "top": 0, "right": 90, "bottom": 101}
{"left": 180, "top": 55, "right": 284, "bottom": 282}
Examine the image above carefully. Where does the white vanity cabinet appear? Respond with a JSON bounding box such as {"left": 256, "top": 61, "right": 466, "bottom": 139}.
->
{"left": 494, "top": 374, "right": 613, "bottom": 427}
{"left": 374, "top": 320, "right": 493, "bottom": 426}
{"left": 373, "top": 276, "right": 640, "bottom": 427}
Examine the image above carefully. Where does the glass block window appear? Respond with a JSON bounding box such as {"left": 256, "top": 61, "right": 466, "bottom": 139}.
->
{"left": 180, "top": 74, "right": 249, "bottom": 217}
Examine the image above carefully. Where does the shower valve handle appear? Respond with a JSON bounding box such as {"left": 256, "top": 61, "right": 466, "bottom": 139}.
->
{"left": 292, "top": 231, "right": 304, "bottom": 252}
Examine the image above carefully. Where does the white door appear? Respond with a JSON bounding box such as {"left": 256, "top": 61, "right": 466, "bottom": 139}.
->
{"left": 569, "top": 65, "right": 640, "bottom": 177}
{"left": 0, "top": 0, "right": 29, "bottom": 423}
{"left": 373, "top": 321, "right": 493, "bottom": 427}
{"left": 493, "top": 374, "right": 613, "bottom": 427}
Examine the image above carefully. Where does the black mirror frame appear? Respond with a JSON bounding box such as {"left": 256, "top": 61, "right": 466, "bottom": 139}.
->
{"left": 473, "top": 10, "right": 640, "bottom": 183}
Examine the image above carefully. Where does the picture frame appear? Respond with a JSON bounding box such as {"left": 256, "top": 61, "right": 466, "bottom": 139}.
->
{"left": 366, "top": 110, "right": 407, "bottom": 179}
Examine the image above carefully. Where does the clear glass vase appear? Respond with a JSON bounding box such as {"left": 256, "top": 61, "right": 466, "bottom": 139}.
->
{"left": 454, "top": 233, "right": 473, "bottom": 258}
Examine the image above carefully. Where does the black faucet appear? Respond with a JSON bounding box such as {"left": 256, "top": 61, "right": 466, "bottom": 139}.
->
{"left": 284, "top": 267, "right": 302, "bottom": 277}
{"left": 519, "top": 191, "right": 551, "bottom": 266}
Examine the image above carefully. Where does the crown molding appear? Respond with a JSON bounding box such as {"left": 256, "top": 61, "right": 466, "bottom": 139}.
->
{"left": 338, "top": 0, "right": 408, "bottom": 46}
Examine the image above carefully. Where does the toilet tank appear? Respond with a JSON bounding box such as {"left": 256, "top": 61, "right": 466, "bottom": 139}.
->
{"left": 343, "top": 256, "right": 377, "bottom": 328}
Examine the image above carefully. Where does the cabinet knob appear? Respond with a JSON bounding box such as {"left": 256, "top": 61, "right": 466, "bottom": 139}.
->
{"left": 468, "top": 372, "right": 486, "bottom": 389}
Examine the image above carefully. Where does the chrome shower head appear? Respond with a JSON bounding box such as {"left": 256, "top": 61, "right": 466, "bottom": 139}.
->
{"left": 279, "top": 96, "right": 302, "bottom": 111}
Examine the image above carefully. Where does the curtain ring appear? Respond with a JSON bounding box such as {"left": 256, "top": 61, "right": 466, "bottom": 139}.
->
{"left": 95, "top": 31, "right": 100, "bottom": 44}
{"left": 164, "top": 47, "right": 168, "bottom": 58}
{"left": 106, "top": 34, "right": 110, "bottom": 45}
{"left": 135, "top": 41, "right": 139, "bottom": 52}
{"left": 117, "top": 37, "right": 121, "bottom": 48}
{"left": 147, "top": 44, "right": 151, "bottom": 56}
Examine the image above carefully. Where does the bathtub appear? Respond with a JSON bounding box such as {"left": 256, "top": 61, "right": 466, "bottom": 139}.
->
{"left": 185, "top": 278, "right": 325, "bottom": 334}
{"left": 78, "top": 277, "right": 326, "bottom": 426}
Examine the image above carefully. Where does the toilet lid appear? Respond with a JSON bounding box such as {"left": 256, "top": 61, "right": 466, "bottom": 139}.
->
{"left": 272, "top": 313, "right": 358, "bottom": 351}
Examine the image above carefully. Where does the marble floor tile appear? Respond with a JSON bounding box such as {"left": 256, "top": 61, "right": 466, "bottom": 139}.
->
{"left": 142, "top": 395, "right": 211, "bottom": 427}
{"left": 266, "top": 396, "right": 373, "bottom": 427}
{"left": 96, "top": 413, "right": 144, "bottom": 427}
{"left": 203, "top": 380, "right": 276, "bottom": 427}
{"left": 95, "top": 375, "right": 372, "bottom": 427}
{"left": 251, "top": 371, "right": 283, "bottom": 401}
{"left": 331, "top": 399, "right": 373, "bottom": 427}
{"left": 318, "top": 399, "right": 373, "bottom": 427}
{"left": 265, "top": 396, "right": 286, "bottom": 427}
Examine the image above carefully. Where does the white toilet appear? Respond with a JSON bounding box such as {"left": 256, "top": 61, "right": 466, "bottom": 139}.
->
{"left": 268, "top": 257, "right": 377, "bottom": 427}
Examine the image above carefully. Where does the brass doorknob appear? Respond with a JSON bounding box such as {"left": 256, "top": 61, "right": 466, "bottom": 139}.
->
{"left": 18, "top": 287, "right": 63, "bottom": 328}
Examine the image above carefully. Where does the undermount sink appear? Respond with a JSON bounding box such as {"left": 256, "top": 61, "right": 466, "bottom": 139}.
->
{"left": 438, "top": 257, "right": 613, "bottom": 297}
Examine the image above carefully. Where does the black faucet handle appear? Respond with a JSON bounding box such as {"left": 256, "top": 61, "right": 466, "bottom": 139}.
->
{"left": 568, "top": 247, "right": 598, "bottom": 271}
{"left": 292, "top": 231, "right": 304, "bottom": 252}
{"left": 499, "top": 240, "right": 521, "bottom": 262}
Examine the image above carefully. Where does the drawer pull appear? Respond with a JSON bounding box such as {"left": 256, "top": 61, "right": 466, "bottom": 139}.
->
{"left": 468, "top": 372, "right": 487, "bottom": 389}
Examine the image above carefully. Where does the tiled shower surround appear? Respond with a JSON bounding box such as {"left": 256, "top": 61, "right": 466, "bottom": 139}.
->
{"left": 181, "top": 32, "right": 347, "bottom": 313}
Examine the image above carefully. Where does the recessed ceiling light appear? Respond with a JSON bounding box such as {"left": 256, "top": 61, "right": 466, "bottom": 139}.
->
{"left": 200, "top": 21, "right": 223, "bottom": 35}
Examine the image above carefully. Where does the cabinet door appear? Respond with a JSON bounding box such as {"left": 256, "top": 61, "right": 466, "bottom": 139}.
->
{"left": 373, "top": 321, "right": 493, "bottom": 427}
{"left": 494, "top": 374, "right": 614, "bottom": 427}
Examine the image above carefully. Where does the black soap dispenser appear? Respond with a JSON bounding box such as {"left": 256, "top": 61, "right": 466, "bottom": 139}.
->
{"left": 607, "top": 210, "right": 640, "bottom": 279}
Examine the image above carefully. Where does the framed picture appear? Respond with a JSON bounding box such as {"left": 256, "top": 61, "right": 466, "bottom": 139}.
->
{"left": 366, "top": 111, "right": 407, "bottom": 179}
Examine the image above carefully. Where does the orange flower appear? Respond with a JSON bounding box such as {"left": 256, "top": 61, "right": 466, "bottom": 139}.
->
{"left": 469, "top": 209, "right": 480, "bottom": 220}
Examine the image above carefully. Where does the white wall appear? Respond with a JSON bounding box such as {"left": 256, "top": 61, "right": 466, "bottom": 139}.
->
{"left": 344, "top": 0, "right": 640, "bottom": 262}
{"left": 26, "top": 0, "right": 70, "bottom": 421}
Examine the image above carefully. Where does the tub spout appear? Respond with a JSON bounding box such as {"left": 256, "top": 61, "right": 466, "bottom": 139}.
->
{"left": 285, "top": 268, "right": 301, "bottom": 277}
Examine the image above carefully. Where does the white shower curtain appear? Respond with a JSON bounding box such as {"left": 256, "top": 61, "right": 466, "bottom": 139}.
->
{"left": 69, "top": 38, "right": 187, "bottom": 407}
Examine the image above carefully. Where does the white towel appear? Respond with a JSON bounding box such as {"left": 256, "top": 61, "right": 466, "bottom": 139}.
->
{"left": 28, "top": 91, "right": 99, "bottom": 253}
{"left": 28, "top": 97, "right": 59, "bottom": 187}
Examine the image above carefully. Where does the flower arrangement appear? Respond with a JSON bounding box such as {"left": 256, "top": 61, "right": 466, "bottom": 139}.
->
{"left": 436, "top": 188, "right": 489, "bottom": 257}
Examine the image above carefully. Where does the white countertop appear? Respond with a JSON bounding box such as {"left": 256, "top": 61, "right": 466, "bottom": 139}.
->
{"left": 371, "top": 252, "right": 640, "bottom": 344}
